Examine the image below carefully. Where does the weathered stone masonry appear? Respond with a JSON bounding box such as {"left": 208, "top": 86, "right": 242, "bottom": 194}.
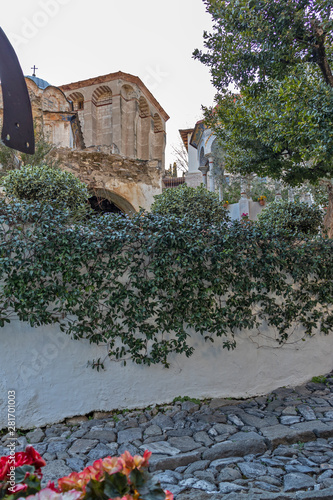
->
{"left": 0, "top": 71, "right": 169, "bottom": 213}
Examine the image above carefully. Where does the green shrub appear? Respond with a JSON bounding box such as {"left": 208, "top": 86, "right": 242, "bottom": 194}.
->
{"left": 150, "top": 184, "right": 230, "bottom": 224}
{"left": 1, "top": 164, "right": 89, "bottom": 213}
{"left": 0, "top": 201, "right": 332, "bottom": 368}
{"left": 256, "top": 200, "right": 324, "bottom": 235}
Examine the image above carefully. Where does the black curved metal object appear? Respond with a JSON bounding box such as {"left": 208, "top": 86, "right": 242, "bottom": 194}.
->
{"left": 0, "top": 27, "right": 34, "bottom": 154}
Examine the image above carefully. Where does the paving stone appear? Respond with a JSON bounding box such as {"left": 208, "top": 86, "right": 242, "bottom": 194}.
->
{"left": 41, "top": 459, "right": 73, "bottom": 486}
{"left": 228, "top": 414, "right": 244, "bottom": 427}
{"left": 280, "top": 416, "right": 301, "bottom": 425}
{"left": 238, "top": 461, "right": 267, "bottom": 478}
{"left": 213, "top": 424, "right": 238, "bottom": 436}
{"left": 193, "top": 470, "right": 216, "bottom": 482}
{"left": 84, "top": 429, "right": 116, "bottom": 442}
{"left": 141, "top": 440, "right": 181, "bottom": 456}
{"left": 117, "top": 428, "right": 142, "bottom": 444}
{"left": 298, "top": 405, "right": 317, "bottom": 421}
{"left": 65, "top": 457, "right": 85, "bottom": 472}
{"left": 219, "top": 481, "right": 247, "bottom": 493}
{"left": 202, "top": 437, "right": 267, "bottom": 461}
{"left": 217, "top": 467, "right": 242, "bottom": 482}
{"left": 181, "top": 401, "right": 200, "bottom": 413}
{"left": 168, "top": 436, "right": 201, "bottom": 453}
{"left": 184, "top": 460, "right": 211, "bottom": 475}
{"left": 292, "top": 421, "right": 333, "bottom": 439}
{"left": 143, "top": 425, "right": 162, "bottom": 438}
{"left": 87, "top": 443, "right": 115, "bottom": 460}
{"left": 191, "top": 479, "right": 218, "bottom": 492}
{"left": 258, "top": 475, "right": 282, "bottom": 487}
{"left": 193, "top": 431, "right": 213, "bottom": 447}
{"left": 68, "top": 439, "right": 99, "bottom": 455}
{"left": 254, "top": 481, "right": 281, "bottom": 492}
{"left": 282, "top": 407, "right": 298, "bottom": 416}
{"left": 261, "top": 424, "right": 315, "bottom": 446}
{"left": 26, "top": 428, "right": 45, "bottom": 444}
{"left": 149, "top": 451, "right": 202, "bottom": 472}
{"left": 47, "top": 440, "right": 70, "bottom": 455}
{"left": 283, "top": 472, "right": 316, "bottom": 492}
{"left": 230, "top": 431, "right": 264, "bottom": 442}
{"left": 210, "top": 457, "right": 244, "bottom": 470}
{"left": 150, "top": 415, "right": 174, "bottom": 430}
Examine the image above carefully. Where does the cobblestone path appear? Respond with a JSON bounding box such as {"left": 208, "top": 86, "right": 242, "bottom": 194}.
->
{"left": 3, "top": 374, "right": 333, "bottom": 499}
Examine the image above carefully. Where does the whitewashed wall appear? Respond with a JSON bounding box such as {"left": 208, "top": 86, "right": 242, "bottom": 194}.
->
{"left": 1, "top": 320, "right": 333, "bottom": 429}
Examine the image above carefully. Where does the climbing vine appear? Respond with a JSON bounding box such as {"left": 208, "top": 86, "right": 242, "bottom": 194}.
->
{"left": 0, "top": 201, "right": 332, "bottom": 367}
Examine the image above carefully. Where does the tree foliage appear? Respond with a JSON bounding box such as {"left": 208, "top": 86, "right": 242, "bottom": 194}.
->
{"left": 1, "top": 164, "right": 89, "bottom": 212}
{"left": 0, "top": 201, "right": 332, "bottom": 368}
{"left": 257, "top": 200, "right": 324, "bottom": 236}
{"left": 194, "top": 0, "right": 333, "bottom": 236}
{"left": 0, "top": 128, "right": 58, "bottom": 178}
{"left": 194, "top": 0, "right": 333, "bottom": 90}
{"left": 150, "top": 184, "right": 230, "bottom": 224}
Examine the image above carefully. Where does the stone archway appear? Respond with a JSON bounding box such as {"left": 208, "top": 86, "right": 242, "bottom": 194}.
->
{"left": 89, "top": 188, "right": 136, "bottom": 215}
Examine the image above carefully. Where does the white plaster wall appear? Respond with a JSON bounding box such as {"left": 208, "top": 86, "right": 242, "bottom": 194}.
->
{"left": 227, "top": 200, "right": 267, "bottom": 221}
{"left": 1, "top": 320, "right": 333, "bottom": 429}
{"left": 187, "top": 144, "right": 200, "bottom": 174}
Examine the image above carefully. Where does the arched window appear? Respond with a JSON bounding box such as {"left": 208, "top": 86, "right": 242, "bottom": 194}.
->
{"left": 153, "top": 113, "right": 164, "bottom": 161}
{"left": 92, "top": 86, "right": 112, "bottom": 106}
{"left": 139, "top": 96, "right": 149, "bottom": 118}
{"left": 91, "top": 86, "right": 112, "bottom": 146}
{"left": 68, "top": 92, "right": 84, "bottom": 111}
{"left": 138, "top": 96, "right": 150, "bottom": 160}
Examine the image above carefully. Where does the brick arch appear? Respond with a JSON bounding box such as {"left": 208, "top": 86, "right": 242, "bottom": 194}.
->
{"left": 68, "top": 92, "right": 84, "bottom": 111}
{"left": 153, "top": 113, "right": 164, "bottom": 161}
{"left": 120, "top": 84, "right": 136, "bottom": 100}
{"left": 91, "top": 188, "right": 136, "bottom": 215}
{"left": 92, "top": 85, "right": 112, "bottom": 106}
{"left": 153, "top": 113, "right": 163, "bottom": 133}
{"left": 139, "top": 96, "right": 149, "bottom": 118}
{"left": 137, "top": 96, "right": 150, "bottom": 160}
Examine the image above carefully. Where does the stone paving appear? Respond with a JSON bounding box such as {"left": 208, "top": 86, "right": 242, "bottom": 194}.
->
{"left": 4, "top": 375, "right": 333, "bottom": 499}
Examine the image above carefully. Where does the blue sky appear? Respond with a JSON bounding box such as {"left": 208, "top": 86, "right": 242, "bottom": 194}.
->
{"left": 2, "top": 0, "right": 217, "bottom": 167}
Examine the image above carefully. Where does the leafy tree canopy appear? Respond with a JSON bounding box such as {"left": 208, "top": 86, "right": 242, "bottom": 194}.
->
{"left": 1, "top": 164, "right": 89, "bottom": 214}
{"left": 150, "top": 184, "right": 230, "bottom": 224}
{"left": 194, "top": 0, "right": 333, "bottom": 90}
{"left": 256, "top": 200, "right": 324, "bottom": 236}
{"left": 194, "top": 0, "right": 333, "bottom": 236}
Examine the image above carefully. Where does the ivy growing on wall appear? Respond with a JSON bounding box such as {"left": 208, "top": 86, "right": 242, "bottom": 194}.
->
{"left": 0, "top": 201, "right": 332, "bottom": 368}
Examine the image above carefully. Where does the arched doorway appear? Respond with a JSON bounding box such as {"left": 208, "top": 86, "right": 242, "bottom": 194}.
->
{"left": 88, "top": 196, "right": 123, "bottom": 214}
{"left": 88, "top": 188, "right": 136, "bottom": 215}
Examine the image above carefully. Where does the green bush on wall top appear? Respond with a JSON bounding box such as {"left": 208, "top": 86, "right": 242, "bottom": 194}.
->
{"left": 151, "top": 184, "right": 230, "bottom": 224}
{"left": 1, "top": 164, "right": 89, "bottom": 212}
{"left": 256, "top": 200, "right": 324, "bottom": 236}
{"left": 0, "top": 201, "right": 332, "bottom": 368}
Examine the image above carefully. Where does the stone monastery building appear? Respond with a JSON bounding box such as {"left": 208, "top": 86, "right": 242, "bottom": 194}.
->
{"left": 0, "top": 71, "right": 169, "bottom": 214}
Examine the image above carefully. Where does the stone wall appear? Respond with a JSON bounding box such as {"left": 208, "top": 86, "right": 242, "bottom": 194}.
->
{"left": 52, "top": 147, "right": 163, "bottom": 213}
{"left": 60, "top": 72, "right": 169, "bottom": 169}
{"left": 1, "top": 320, "right": 332, "bottom": 429}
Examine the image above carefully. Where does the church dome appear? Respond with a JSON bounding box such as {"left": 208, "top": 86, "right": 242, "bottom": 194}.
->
{"left": 26, "top": 75, "right": 51, "bottom": 90}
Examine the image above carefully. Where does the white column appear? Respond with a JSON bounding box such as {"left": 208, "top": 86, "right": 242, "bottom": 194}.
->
{"left": 275, "top": 181, "right": 282, "bottom": 201}
{"left": 199, "top": 165, "right": 208, "bottom": 188}
{"left": 208, "top": 156, "right": 215, "bottom": 192}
